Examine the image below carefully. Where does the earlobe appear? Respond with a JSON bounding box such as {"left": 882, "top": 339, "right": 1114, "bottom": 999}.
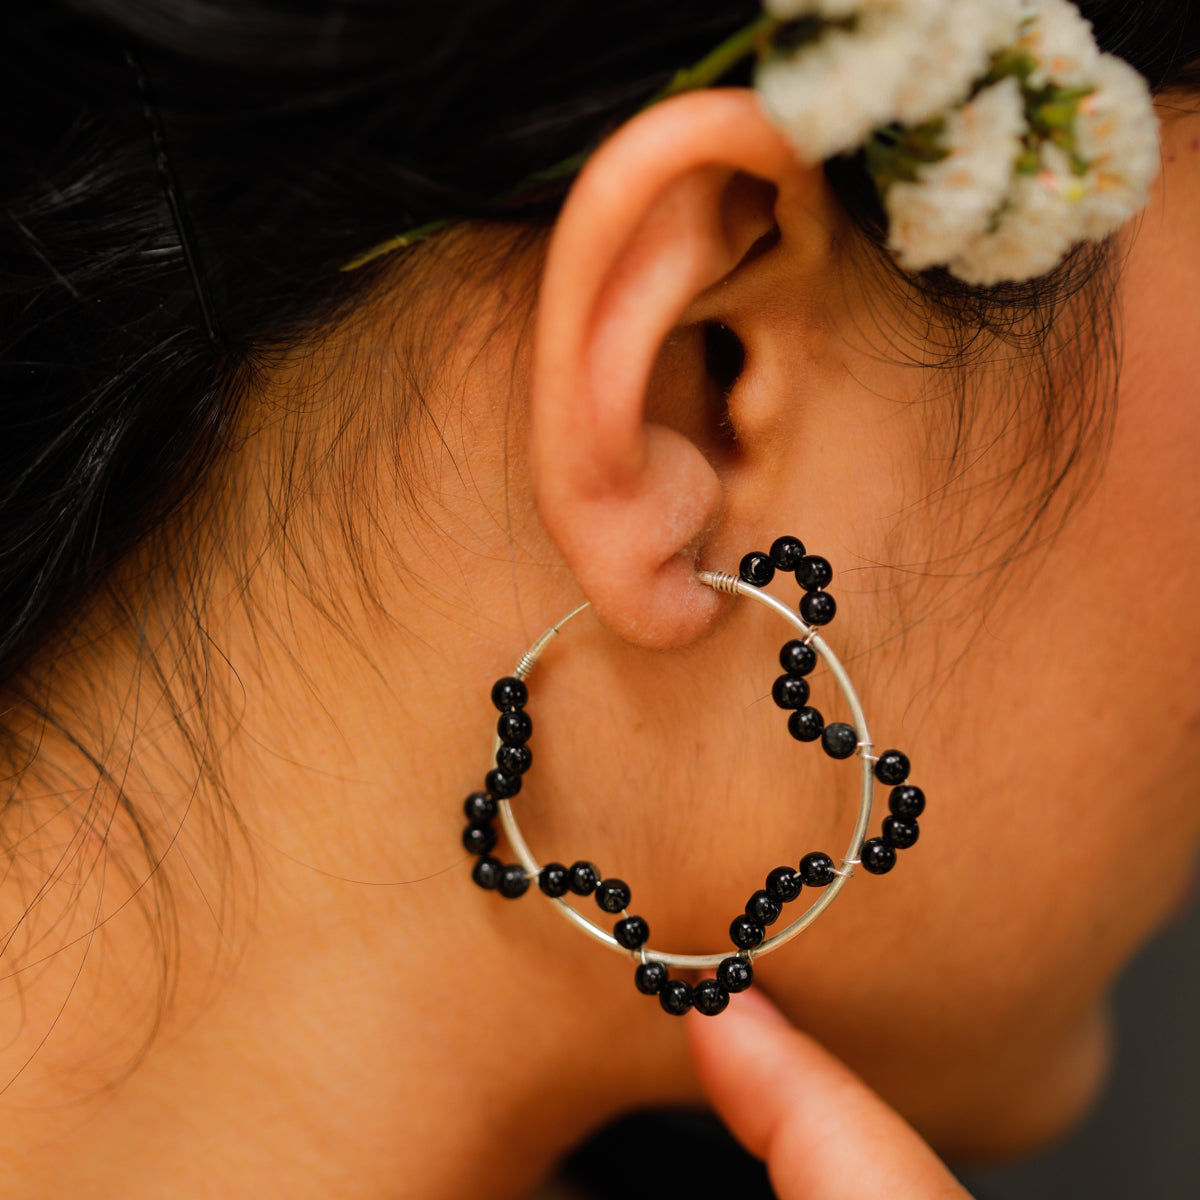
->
{"left": 530, "top": 89, "right": 823, "bottom": 649}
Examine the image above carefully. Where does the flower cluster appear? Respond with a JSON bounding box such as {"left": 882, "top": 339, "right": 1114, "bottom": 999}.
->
{"left": 755, "top": 0, "right": 1160, "bottom": 285}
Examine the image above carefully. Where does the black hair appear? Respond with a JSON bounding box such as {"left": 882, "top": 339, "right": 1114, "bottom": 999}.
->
{"left": 2, "top": 1, "right": 1200, "bottom": 1063}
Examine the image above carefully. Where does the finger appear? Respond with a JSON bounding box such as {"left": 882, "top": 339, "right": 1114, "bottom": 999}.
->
{"left": 687, "top": 987, "right": 972, "bottom": 1200}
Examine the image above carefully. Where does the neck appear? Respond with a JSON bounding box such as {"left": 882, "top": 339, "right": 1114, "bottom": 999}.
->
{"left": 0, "top": 457, "right": 702, "bottom": 1200}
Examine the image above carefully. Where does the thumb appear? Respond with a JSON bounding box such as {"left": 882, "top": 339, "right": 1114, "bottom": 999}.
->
{"left": 687, "top": 987, "right": 972, "bottom": 1200}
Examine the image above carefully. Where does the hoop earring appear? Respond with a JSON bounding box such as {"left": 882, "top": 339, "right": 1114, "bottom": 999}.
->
{"left": 458, "top": 536, "right": 925, "bottom": 1017}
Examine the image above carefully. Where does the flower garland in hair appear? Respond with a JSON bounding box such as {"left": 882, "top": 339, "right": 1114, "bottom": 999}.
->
{"left": 757, "top": 0, "right": 1160, "bottom": 284}
{"left": 343, "top": 0, "right": 1158, "bottom": 287}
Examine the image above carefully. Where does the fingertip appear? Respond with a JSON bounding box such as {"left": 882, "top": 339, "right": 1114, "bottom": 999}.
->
{"left": 719, "top": 982, "right": 792, "bottom": 1027}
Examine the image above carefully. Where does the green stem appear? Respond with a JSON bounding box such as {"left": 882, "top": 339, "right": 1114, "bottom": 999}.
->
{"left": 340, "top": 218, "right": 453, "bottom": 272}
{"left": 650, "top": 14, "right": 781, "bottom": 105}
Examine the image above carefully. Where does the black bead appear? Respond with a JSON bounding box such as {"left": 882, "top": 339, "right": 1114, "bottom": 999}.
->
{"left": 769, "top": 535, "right": 807, "bottom": 571}
{"left": 497, "top": 709, "right": 533, "bottom": 746}
{"left": 889, "top": 785, "right": 926, "bottom": 818}
{"left": 497, "top": 864, "right": 531, "bottom": 898}
{"left": 729, "top": 914, "right": 765, "bottom": 950}
{"left": 788, "top": 706, "right": 825, "bottom": 742}
{"left": 739, "top": 552, "right": 776, "bottom": 587}
{"left": 883, "top": 814, "right": 920, "bottom": 849}
{"left": 496, "top": 743, "right": 533, "bottom": 775}
{"left": 659, "top": 979, "right": 693, "bottom": 1016}
{"left": 861, "top": 837, "right": 897, "bottom": 875}
{"left": 471, "top": 855, "right": 502, "bottom": 890}
{"left": 765, "top": 865, "right": 802, "bottom": 903}
{"left": 491, "top": 676, "right": 528, "bottom": 712}
{"left": 771, "top": 674, "right": 811, "bottom": 710}
{"left": 614, "top": 915, "right": 650, "bottom": 950}
{"left": 717, "top": 955, "right": 754, "bottom": 993}
{"left": 799, "top": 590, "right": 837, "bottom": 626}
{"left": 779, "top": 639, "right": 818, "bottom": 676}
{"left": 634, "top": 961, "right": 669, "bottom": 995}
{"left": 693, "top": 978, "right": 730, "bottom": 1017}
{"left": 596, "top": 877, "right": 632, "bottom": 914}
{"left": 874, "top": 749, "right": 911, "bottom": 786}
{"left": 568, "top": 861, "right": 600, "bottom": 895}
{"left": 746, "top": 889, "right": 782, "bottom": 927}
{"left": 821, "top": 722, "right": 858, "bottom": 760}
{"left": 538, "top": 862, "right": 570, "bottom": 898}
{"left": 461, "top": 821, "right": 497, "bottom": 856}
{"left": 795, "top": 555, "right": 833, "bottom": 592}
{"left": 485, "top": 767, "right": 522, "bottom": 799}
{"left": 799, "top": 851, "right": 836, "bottom": 887}
{"left": 463, "top": 791, "right": 497, "bottom": 823}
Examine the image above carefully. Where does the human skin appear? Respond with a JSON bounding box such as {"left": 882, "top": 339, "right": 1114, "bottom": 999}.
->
{"left": 0, "top": 90, "right": 1196, "bottom": 1199}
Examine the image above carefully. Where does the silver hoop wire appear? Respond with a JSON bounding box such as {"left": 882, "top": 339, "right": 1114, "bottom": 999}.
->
{"left": 495, "top": 572, "right": 875, "bottom": 969}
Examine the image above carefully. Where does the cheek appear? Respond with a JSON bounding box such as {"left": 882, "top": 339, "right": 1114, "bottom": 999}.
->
{"left": 746, "top": 214, "right": 1200, "bottom": 1149}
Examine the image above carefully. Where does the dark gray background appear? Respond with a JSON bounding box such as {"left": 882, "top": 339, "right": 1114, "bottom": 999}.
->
{"left": 957, "top": 890, "right": 1200, "bottom": 1199}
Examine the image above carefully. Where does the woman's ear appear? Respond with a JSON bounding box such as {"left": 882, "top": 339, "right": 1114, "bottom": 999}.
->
{"left": 530, "top": 89, "right": 835, "bottom": 648}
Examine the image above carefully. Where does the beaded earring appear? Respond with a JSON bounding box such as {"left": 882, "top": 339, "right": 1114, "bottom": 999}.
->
{"left": 459, "top": 536, "right": 925, "bottom": 1016}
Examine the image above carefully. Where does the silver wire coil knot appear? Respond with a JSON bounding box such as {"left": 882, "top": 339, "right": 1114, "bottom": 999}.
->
{"left": 699, "top": 569, "right": 741, "bottom": 595}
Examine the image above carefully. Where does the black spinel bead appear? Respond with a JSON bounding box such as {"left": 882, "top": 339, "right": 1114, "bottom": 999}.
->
{"left": 461, "top": 821, "right": 497, "bottom": 856}
{"left": 497, "top": 864, "right": 531, "bottom": 898}
{"left": 861, "top": 837, "right": 897, "bottom": 875}
{"left": 471, "top": 855, "right": 502, "bottom": 890}
{"left": 490, "top": 676, "right": 528, "bottom": 712}
{"left": 883, "top": 814, "right": 920, "bottom": 849}
{"left": 746, "top": 889, "right": 782, "bottom": 927}
{"left": 538, "top": 862, "right": 570, "bottom": 898}
{"left": 596, "top": 877, "right": 632, "bottom": 914}
{"left": 799, "top": 590, "right": 837, "bottom": 626}
{"left": 889, "top": 785, "right": 926, "bottom": 818}
{"left": 788, "top": 706, "right": 825, "bottom": 742}
{"left": 485, "top": 767, "right": 522, "bottom": 799}
{"left": 693, "top": 978, "right": 730, "bottom": 1017}
{"left": 495, "top": 743, "right": 533, "bottom": 776}
{"left": 568, "top": 861, "right": 600, "bottom": 895}
{"left": 779, "top": 639, "right": 818, "bottom": 676}
{"left": 463, "top": 791, "right": 497, "bottom": 823}
{"left": 717, "top": 955, "right": 754, "bottom": 993}
{"left": 729, "top": 914, "right": 765, "bottom": 950}
{"left": 772, "top": 674, "right": 811, "bottom": 710}
{"left": 769, "top": 535, "right": 807, "bottom": 571}
{"left": 821, "top": 722, "right": 859, "bottom": 760}
{"left": 634, "top": 961, "right": 669, "bottom": 995}
{"left": 739, "top": 552, "right": 776, "bottom": 587}
{"left": 799, "top": 851, "right": 836, "bottom": 887}
{"left": 497, "top": 709, "right": 533, "bottom": 746}
{"left": 659, "top": 979, "right": 694, "bottom": 1016}
{"left": 795, "top": 555, "right": 833, "bottom": 592}
{"left": 765, "top": 865, "right": 802, "bottom": 903}
{"left": 614, "top": 915, "right": 650, "bottom": 950}
{"left": 874, "top": 749, "right": 911, "bottom": 786}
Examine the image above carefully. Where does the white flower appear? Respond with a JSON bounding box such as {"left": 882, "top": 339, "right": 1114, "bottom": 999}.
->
{"left": 893, "top": 0, "right": 1025, "bottom": 126}
{"left": 765, "top": 0, "right": 945, "bottom": 19}
{"left": 1072, "top": 54, "right": 1160, "bottom": 240}
{"left": 756, "top": 11, "right": 932, "bottom": 160}
{"left": 756, "top": 0, "right": 1023, "bottom": 161}
{"left": 948, "top": 146, "right": 1082, "bottom": 285}
{"left": 754, "top": 0, "right": 1161, "bottom": 284}
{"left": 886, "top": 77, "right": 1027, "bottom": 271}
{"left": 1018, "top": 0, "right": 1100, "bottom": 88}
